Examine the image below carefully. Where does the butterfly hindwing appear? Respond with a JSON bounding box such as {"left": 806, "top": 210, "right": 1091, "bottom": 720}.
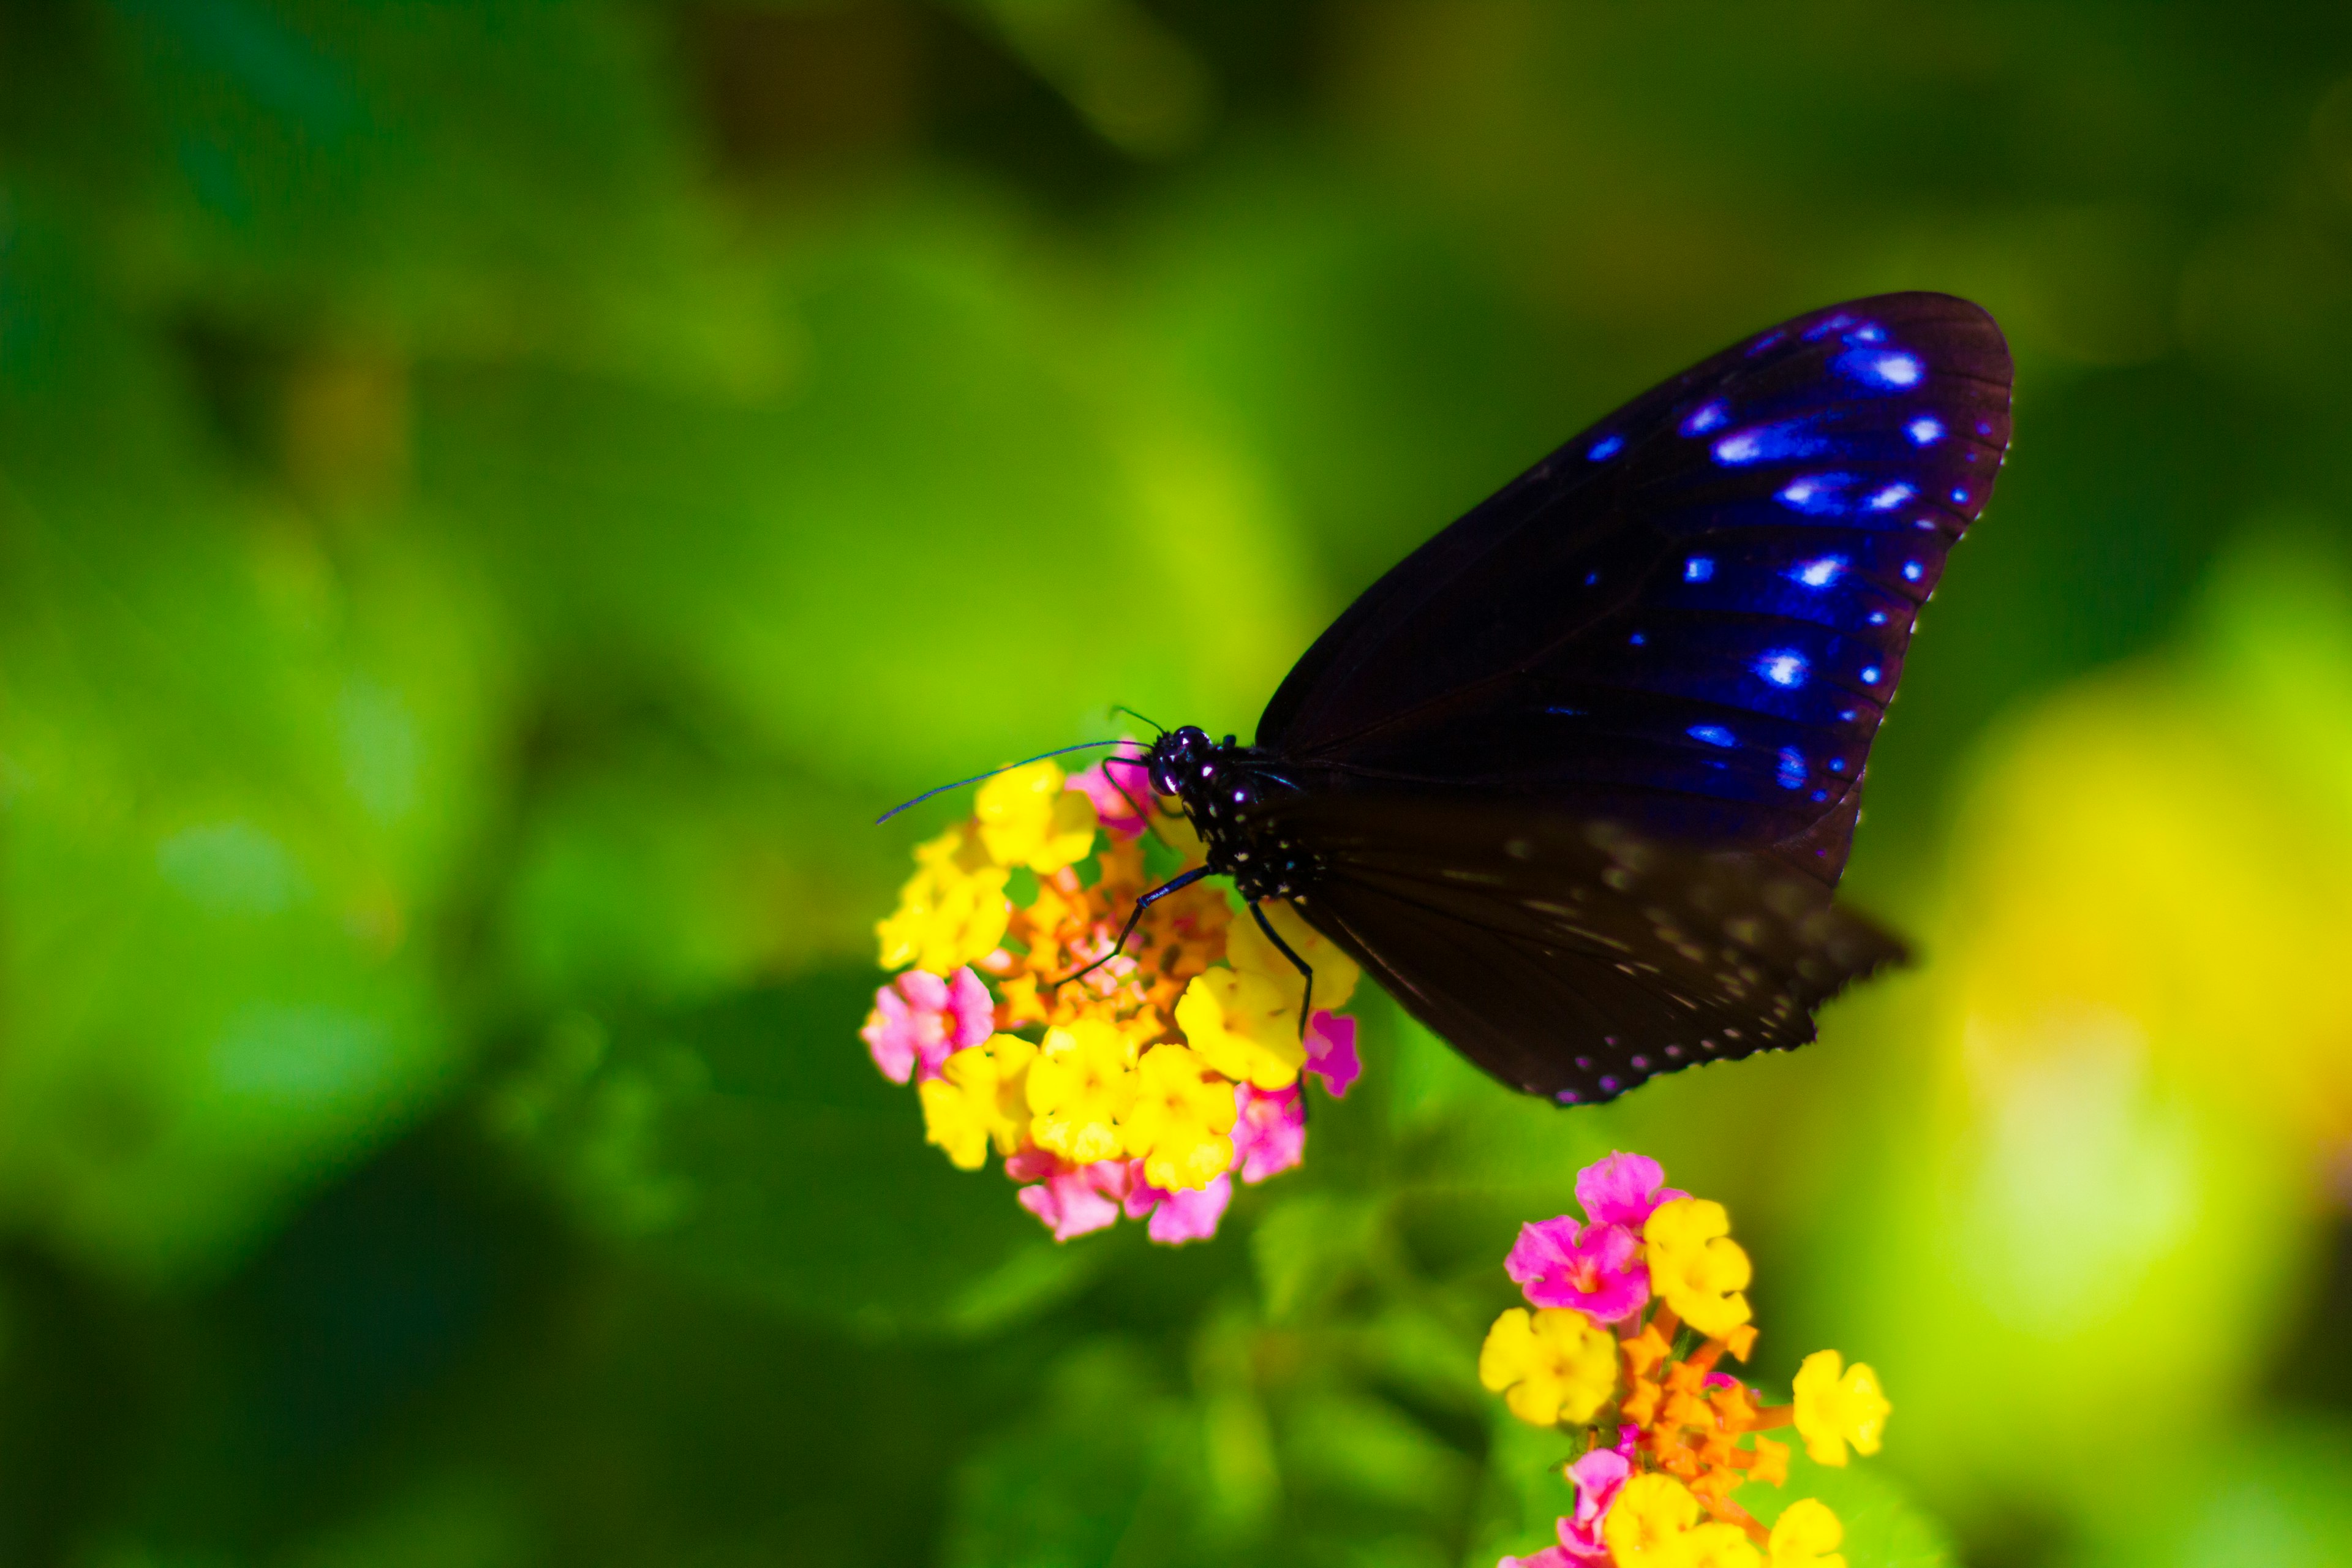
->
{"left": 1267, "top": 794, "right": 1906, "bottom": 1102}
{"left": 1257, "top": 292, "right": 2013, "bottom": 884}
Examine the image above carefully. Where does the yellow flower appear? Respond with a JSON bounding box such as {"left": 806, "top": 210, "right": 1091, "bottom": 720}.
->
{"left": 1791, "top": 1351, "right": 1889, "bottom": 1467}
{"left": 1122, "top": 1043, "right": 1237, "bottom": 1190}
{"left": 876, "top": 826, "right": 1012, "bottom": 974}
{"left": 1604, "top": 1472, "right": 1702, "bottom": 1567}
{"left": 1646, "top": 1197, "right": 1754, "bottom": 1339}
{"left": 1684, "top": 1521, "right": 1764, "bottom": 1568}
{"left": 1767, "top": 1498, "right": 1845, "bottom": 1568}
{"left": 1174, "top": 967, "right": 1305, "bottom": 1089}
{"left": 1225, "top": 899, "right": 1360, "bottom": 1011}
{"left": 1155, "top": 806, "right": 1206, "bottom": 862}
{"left": 1478, "top": 1307, "right": 1620, "bottom": 1426}
{"left": 1027, "top": 1016, "right": 1137, "bottom": 1164}
{"left": 919, "top": 1034, "right": 1037, "bottom": 1169}
{"left": 976, "top": 761, "right": 1098, "bottom": 873}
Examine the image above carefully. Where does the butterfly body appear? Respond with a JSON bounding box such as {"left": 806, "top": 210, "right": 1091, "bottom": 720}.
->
{"left": 1145, "top": 726, "right": 1320, "bottom": 904}
{"left": 1128, "top": 293, "right": 2013, "bottom": 1104}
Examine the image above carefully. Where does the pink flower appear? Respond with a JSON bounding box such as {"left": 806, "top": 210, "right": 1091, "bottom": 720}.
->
{"left": 1557, "top": 1444, "right": 1632, "bottom": 1566}
{"left": 1125, "top": 1170, "right": 1232, "bottom": 1245}
{"left": 1231, "top": 1084, "right": 1305, "bottom": 1183}
{"left": 1069, "top": 744, "right": 1150, "bottom": 840}
{"left": 1014, "top": 1155, "right": 1131, "bottom": 1241}
{"left": 1003, "top": 1146, "right": 1059, "bottom": 1183}
{"left": 1506, "top": 1216, "right": 1650, "bottom": 1323}
{"left": 1574, "top": 1151, "right": 1686, "bottom": 1229}
{"left": 1498, "top": 1542, "right": 1575, "bottom": 1568}
{"left": 861, "top": 967, "right": 993, "bottom": 1084}
{"left": 1304, "top": 1010, "right": 1360, "bottom": 1098}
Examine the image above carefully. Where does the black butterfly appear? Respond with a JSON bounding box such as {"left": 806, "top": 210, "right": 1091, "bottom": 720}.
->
{"left": 1099, "top": 293, "right": 2013, "bottom": 1105}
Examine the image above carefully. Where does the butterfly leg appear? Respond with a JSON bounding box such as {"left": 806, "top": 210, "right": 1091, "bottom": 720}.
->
{"left": 1248, "top": 901, "right": 1314, "bottom": 1036}
{"left": 1057, "top": 864, "right": 1211, "bottom": 989}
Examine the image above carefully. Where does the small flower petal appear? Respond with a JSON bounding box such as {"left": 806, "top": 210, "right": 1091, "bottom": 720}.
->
{"left": 1791, "top": 1352, "right": 1890, "bottom": 1467}
{"left": 875, "top": 826, "right": 1011, "bottom": 974}
{"left": 1509, "top": 1217, "right": 1651, "bottom": 1322}
{"left": 1139, "top": 1172, "right": 1232, "bottom": 1244}
{"left": 1224, "top": 900, "right": 1359, "bottom": 1010}
{"left": 943, "top": 965, "right": 995, "bottom": 1049}
{"left": 1499, "top": 1546, "right": 1577, "bottom": 1568}
{"left": 1231, "top": 1083, "right": 1305, "bottom": 1183}
{"left": 1645, "top": 1197, "right": 1754, "bottom": 1339}
{"left": 1069, "top": 745, "right": 1150, "bottom": 839}
{"left": 919, "top": 1033, "right": 1036, "bottom": 1168}
{"left": 1768, "top": 1499, "right": 1845, "bottom": 1568}
{"left": 1575, "top": 1152, "right": 1688, "bottom": 1227}
{"left": 1303, "top": 1009, "right": 1360, "bottom": 1096}
{"left": 1174, "top": 968, "right": 1305, "bottom": 1090}
{"left": 862, "top": 967, "right": 993, "bottom": 1084}
{"left": 976, "top": 761, "right": 1098, "bottom": 873}
{"left": 1478, "top": 1308, "right": 1621, "bottom": 1427}
{"left": 1027, "top": 1017, "right": 1137, "bottom": 1166}
{"left": 1604, "top": 1473, "right": 1702, "bottom": 1567}
{"left": 1558, "top": 1446, "right": 1630, "bottom": 1564}
{"left": 1683, "top": 1521, "right": 1764, "bottom": 1568}
{"left": 918, "top": 1077, "right": 990, "bottom": 1169}
{"left": 1016, "top": 1161, "right": 1123, "bottom": 1240}
{"left": 1122, "top": 1043, "right": 1237, "bottom": 1191}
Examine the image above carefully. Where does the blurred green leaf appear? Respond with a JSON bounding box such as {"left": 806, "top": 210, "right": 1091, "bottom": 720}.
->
{"left": 943, "top": 1338, "right": 1204, "bottom": 1568}
{"left": 491, "top": 967, "right": 1102, "bottom": 1335}
{"left": 2067, "top": 1419, "right": 2352, "bottom": 1568}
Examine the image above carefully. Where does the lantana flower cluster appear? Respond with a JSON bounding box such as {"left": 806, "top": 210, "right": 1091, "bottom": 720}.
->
{"left": 864, "top": 752, "right": 1361, "bottom": 1245}
{"left": 1482, "top": 1153, "right": 1891, "bottom": 1568}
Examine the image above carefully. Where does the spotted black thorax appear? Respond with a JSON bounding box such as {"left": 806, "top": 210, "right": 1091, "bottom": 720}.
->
{"left": 1143, "top": 726, "right": 1321, "bottom": 905}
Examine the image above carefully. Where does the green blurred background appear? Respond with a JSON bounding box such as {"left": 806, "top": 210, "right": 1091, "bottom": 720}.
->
{"left": 5, "top": 2, "right": 2352, "bottom": 1564}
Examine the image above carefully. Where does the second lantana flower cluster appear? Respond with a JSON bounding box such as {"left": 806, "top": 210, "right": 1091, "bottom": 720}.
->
{"left": 1482, "top": 1153, "right": 1891, "bottom": 1568}
{"left": 863, "top": 751, "right": 1360, "bottom": 1245}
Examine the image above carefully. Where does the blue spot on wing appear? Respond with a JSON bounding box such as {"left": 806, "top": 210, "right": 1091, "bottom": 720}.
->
{"left": 1776, "top": 473, "right": 1862, "bottom": 515}
{"left": 1589, "top": 434, "right": 1625, "bottom": 461}
{"left": 1713, "top": 421, "right": 1831, "bottom": 466}
{"left": 1834, "top": 348, "right": 1923, "bottom": 389}
{"left": 1681, "top": 400, "right": 1730, "bottom": 436}
{"left": 1687, "top": 724, "right": 1736, "bottom": 748}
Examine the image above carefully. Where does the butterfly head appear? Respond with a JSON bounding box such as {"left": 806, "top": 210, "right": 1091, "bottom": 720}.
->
{"left": 1146, "top": 725, "right": 1216, "bottom": 797}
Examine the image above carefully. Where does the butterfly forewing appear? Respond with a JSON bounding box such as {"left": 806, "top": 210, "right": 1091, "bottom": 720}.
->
{"left": 1257, "top": 292, "right": 2013, "bottom": 885}
{"left": 1268, "top": 796, "right": 1905, "bottom": 1103}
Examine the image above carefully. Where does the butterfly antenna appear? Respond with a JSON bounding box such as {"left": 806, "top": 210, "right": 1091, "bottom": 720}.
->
{"left": 1110, "top": 704, "right": 1166, "bottom": 737}
{"left": 874, "top": 741, "right": 1125, "bottom": 825}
